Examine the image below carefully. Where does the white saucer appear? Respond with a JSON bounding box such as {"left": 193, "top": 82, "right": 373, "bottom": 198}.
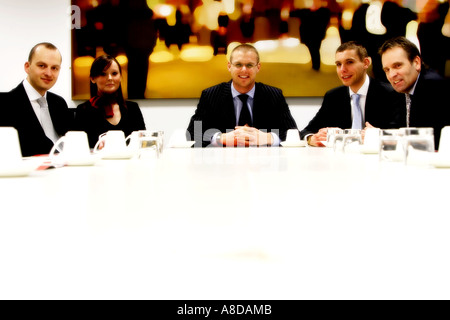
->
{"left": 0, "top": 161, "right": 39, "bottom": 177}
{"left": 431, "top": 154, "right": 450, "bottom": 168}
{"left": 65, "top": 155, "right": 100, "bottom": 166}
{"left": 100, "top": 150, "right": 136, "bottom": 160}
{"left": 360, "top": 145, "right": 379, "bottom": 154}
{"left": 280, "top": 140, "right": 307, "bottom": 147}
{"left": 169, "top": 141, "right": 195, "bottom": 148}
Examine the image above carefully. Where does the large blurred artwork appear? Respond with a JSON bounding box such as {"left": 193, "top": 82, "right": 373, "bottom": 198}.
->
{"left": 71, "top": 0, "right": 450, "bottom": 99}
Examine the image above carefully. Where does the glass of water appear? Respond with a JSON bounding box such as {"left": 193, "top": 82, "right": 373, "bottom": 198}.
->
{"left": 138, "top": 131, "right": 160, "bottom": 159}
{"left": 401, "top": 127, "right": 434, "bottom": 166}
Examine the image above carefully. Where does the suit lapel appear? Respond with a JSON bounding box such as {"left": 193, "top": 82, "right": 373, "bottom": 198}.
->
{"left": 221, "top": 81, "right": 237, "bottom": 128}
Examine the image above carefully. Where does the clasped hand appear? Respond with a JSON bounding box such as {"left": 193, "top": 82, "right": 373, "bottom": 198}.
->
{"left": 220, "top": 126, "right": 273, "bottom": 147}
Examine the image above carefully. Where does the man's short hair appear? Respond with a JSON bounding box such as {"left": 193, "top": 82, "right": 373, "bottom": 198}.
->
{"left": 378, "top": 36, "right": 421, "bottom": 63}
{"left": 230, "top": 43, "right": 260, "bottom": 64}
{"left": 336, "top": 41, "right": 369, "bottom": 61}
{"left": 28, "top": 42, "right": 60, "bottom": 63}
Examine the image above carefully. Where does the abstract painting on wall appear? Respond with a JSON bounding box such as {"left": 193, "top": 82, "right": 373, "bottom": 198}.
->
{"left": 71, "top": 0, "right": 448, "bottom": 99}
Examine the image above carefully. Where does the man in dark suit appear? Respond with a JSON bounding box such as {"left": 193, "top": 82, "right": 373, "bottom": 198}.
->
{"left": 301, "top": 41, "right": 401, "bottom": 146}
{"left": 187, "top": 43, "right": 298, "bottom": 147}
{"left": 379, "top": 36, "right": 450, "bottom": 148}
{"left": 1, "top": 42, "right": 73, "bottom": 156}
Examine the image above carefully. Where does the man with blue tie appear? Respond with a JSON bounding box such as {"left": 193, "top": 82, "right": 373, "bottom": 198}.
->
{"left": 0, "top": 42, "right": 73, "bottom": 156}
{"left": 300, "top": 41, "right": 401, "bottom": 147}
{"left": 186, "top": 43, "right": 298, "bottom": 147}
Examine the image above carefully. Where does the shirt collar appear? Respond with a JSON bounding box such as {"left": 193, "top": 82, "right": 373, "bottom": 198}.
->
{"left": 231, "top": 82, "right": 255, "bottom": 99}
{"left": 23, "top": 79, "right": 47, "bottom": 101}
{"left": 408, "top": 73, "right": 420, "bottom": 95}
{"left": 348, "top": 74, "right": 370, "bottom": 97}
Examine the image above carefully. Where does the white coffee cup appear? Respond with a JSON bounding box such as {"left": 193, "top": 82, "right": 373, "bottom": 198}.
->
{"left": 285, "top": 129, "right": 300, "bottom": 142}
{"left": 126, "top": 131, "right": 141, "bottom": 152}
{"left": 362, "top": 128, "right": 380, "bottom": 153}
{"left": 49, "top": 131, "right": 91, "bottom": 164}
{"left": 0, "top": 127, "right": 23, "bottom": 165}
{"left": 438, "top": 126, "right": 450, "bottom": 154}
{"left": 94, "top": 130, "right": 127, "bottom": 155}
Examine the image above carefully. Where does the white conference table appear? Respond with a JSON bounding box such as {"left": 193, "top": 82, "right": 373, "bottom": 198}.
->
{"left": 1, "top": 146, "right": 450, "bottom": 299}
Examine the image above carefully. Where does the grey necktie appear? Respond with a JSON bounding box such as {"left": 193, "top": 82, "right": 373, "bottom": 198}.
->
{"left": 351, "top": 94, "right": 363, "bottom": 129}
{"left": 36, "top": 96, "right": 59, "bottom": 144}
{"left": 405, "top": 93, "right": 411, "bottom": 128}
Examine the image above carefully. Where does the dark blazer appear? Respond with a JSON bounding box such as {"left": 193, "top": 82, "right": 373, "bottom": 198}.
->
{"left": 186, "top": 81, "right": 298, "bottom": 147}
{"left": 300, "top": 78, "right": 402, "bottom": 139}
{"left": 0, "top": 83, "right": 73, "bottom": 156}
{"left": 396, "top": 68, "right": 450, "bottom": 148}
{"left": 74, "top": 100, "right": 146, "bottom": 148}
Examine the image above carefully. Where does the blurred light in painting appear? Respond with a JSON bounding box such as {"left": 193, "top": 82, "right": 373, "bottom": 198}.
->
{"left": 222, "top": 0, "right": 235, "bottom": 14}
{"left": 180, "top": 45, "right": 214, "bottom": 62}
{"left": 341, "top": 9, "right": 353, "bottom": 30}
{"left": 320, "top": 26, "right": 341, "bottom": 65}
{"left": 406, "top": 21, "right": 420, "bottom": 50}
{"left": 366, "top": 1, "right": 386, "bottom": 35}
{"left": 194, "top": 0, "right": 222, "bottom": 30}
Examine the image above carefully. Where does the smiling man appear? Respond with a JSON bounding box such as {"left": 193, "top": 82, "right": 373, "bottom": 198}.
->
{"left": 186, "top": 43, "right": 298, "bottom": 147}
{"left": 379, "top": 36, "right": 449, "bottom": 147}
{"left": 300, "top": 41, "right": 401, "bottom": 147}
{"left": 0, "top": 42, "right": 73, "bottom": 156}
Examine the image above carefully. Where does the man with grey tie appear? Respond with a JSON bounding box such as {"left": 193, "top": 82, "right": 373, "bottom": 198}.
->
{"left": 186, "top": 43, "right": 298, "bottom": 147}
{"left": 0, "top": 42, "right": 73, "bottom": 156}
{"left": 301, "top": 41, "right": 401, "bottom": 146}
{"left": 379, "top": 36, "right": 449, "bottom": 148}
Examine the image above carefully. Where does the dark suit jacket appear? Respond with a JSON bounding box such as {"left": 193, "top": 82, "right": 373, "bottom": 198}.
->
{"left": 74, "top": 100, "right": 146, "bottom": 148}
{"left": 396, "top": 68, "right": 450, "bottom": 148}
{"left": 0, "top": 83, "right": 73, "bottom": 156}
{"left": 186, "top": 81, "right": 298, "bottom": 147}
{"left": 300, "top": 78, "right": 402, "bottom": 139}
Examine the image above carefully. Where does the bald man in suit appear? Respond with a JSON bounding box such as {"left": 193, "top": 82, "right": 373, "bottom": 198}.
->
{"left": 1, "top": 43, "right": 73, "bottom": 156}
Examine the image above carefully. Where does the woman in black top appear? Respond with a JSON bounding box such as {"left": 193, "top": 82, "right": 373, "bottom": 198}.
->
{"left": 75, "top": 54, "right": 146, "bottom": 147}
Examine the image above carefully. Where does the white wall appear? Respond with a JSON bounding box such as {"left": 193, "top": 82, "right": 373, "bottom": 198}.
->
{"left": 0, "top": 0, "right": 321, "bottom": 140}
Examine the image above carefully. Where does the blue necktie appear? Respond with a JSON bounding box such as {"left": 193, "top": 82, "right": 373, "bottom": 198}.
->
{"left": 351, "top": 94, "right": 363, "bottom": 129}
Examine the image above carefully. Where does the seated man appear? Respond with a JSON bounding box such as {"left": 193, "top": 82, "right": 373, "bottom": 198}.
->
{"left": 300, "top": 41, "right": 402, "bottom": 146}
{"left": 186, "top": 43, "right": 298, "bottom": 147}
{"left": 379, "top": 36, "right": 450, "bottom": 148}
{"left": 1, "top": 42, "right": 73, "bottom": 156}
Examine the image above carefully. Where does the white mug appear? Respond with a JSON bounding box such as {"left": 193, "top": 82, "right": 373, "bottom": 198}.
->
{"left": 363, "top": 128, "right": 380, "bottom": 153}
{"left": 0, "top": 127, "right": 22, "bottom": 164}
{"left": 285, "top": 129, "right": 300, "bottom": 142}
{"left": 438, "top": 126, "right": 450, "bottom": 154}
{"left": 93, "top": 130, "right": 127, "bottom": 155}
{"left": 49, "top": 131, "right": 91, "bottom": 163}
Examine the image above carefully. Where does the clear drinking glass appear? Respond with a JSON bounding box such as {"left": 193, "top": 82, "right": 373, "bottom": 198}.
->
{"left": 343, "top": 129, "right": 362, "bottom": 154}
{"left": 401, "top": 127, "right": 434, "bottom": 166}
{"left": 327, "top": 128, "right": 343, "bottom": 148}
{"left": 333, "top": 130, "right": 346, "bottom": 153}
{"left": 379, "top": 129, "right": 404, "bottom": 162}
{"left": 138, "top": 131, "right": 160, "bottom": 159}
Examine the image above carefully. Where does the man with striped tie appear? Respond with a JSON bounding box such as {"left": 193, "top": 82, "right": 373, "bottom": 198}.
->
{"left": 379, "top": 36, "right": 449, "bottom": 148}
{"left": 187, "top": 43, "right": 298, "bottom": 147}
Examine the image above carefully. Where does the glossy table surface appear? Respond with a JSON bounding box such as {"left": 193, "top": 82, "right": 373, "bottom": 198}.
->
{"left": 1, "top": 147, "right": 449, "bottom": 299}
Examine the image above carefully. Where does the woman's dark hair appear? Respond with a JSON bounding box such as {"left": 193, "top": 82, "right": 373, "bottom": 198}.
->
{"left": 89, "top": 54, "right": 126, "bottom": 107}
